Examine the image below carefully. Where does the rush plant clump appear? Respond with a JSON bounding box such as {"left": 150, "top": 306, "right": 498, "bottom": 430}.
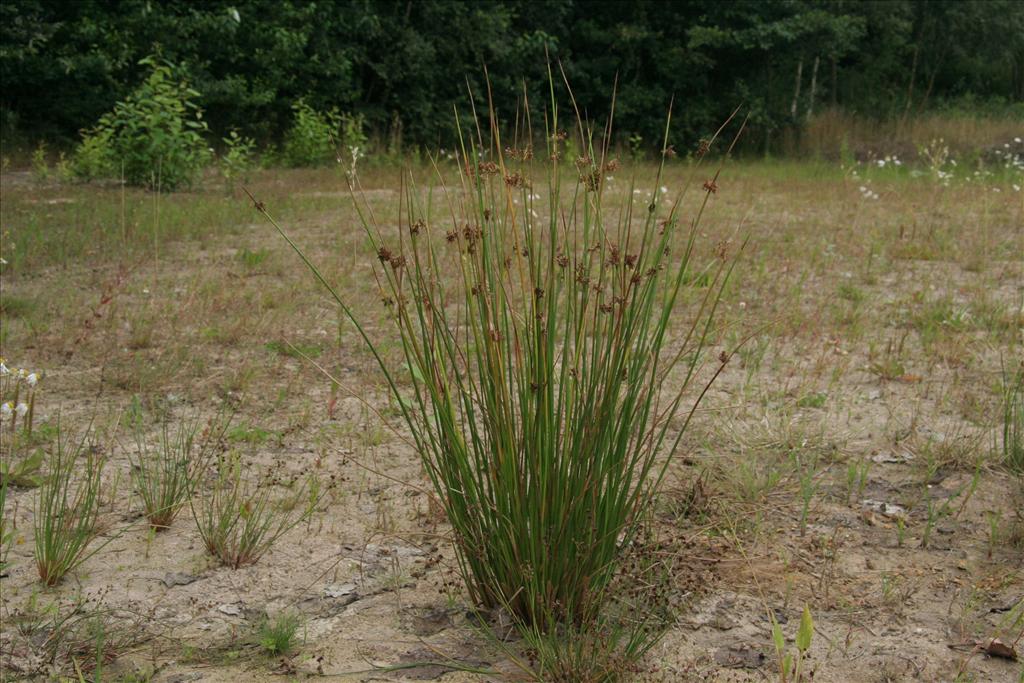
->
{"left": 33, "top": 426, "right": 106, "bottom": 586}
{"left": 253, "top": 74, "right": 742, "bottom": 672}
{"left": 131, "top": 412, "right": 228, "bottom": 530}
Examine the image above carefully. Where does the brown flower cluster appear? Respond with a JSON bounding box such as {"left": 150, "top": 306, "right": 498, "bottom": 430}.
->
{"left": 504, "top": 146, "right": 534, "bottom": 161}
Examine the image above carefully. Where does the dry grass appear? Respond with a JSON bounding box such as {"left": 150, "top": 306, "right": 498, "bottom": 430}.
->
{"left": 795, "top": 108, "right": 1024, "bottom": 160}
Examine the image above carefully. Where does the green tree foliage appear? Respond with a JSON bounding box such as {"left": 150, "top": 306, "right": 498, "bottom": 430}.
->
{"left": 71, "top": 56, "right": 211, "bottom": 190}
{"left": 2, "top": 0, "right": 1022, "bottom": 153}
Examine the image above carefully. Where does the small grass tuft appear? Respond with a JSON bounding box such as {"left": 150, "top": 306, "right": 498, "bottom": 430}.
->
{"left": 254, "top": 611, "right": 303, "bottom": 656}
{"left": 33, "top": 426, "right": 106, "bottom": 586}
{"left": 190, "top": 454, "right": 318, "bottom": 568}
{"left": 131, "top": 413, "right": 227, "bottom": 530}
{"left": 1001, "top": 362, "right": 1024, "bottom": 474}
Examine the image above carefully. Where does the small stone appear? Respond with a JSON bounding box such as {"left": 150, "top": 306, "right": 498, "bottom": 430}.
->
{"left": 162, "top": 572, "right": 198, "bottom": 587}
{"left": 324, "top": 583, "right": 357, "bottom": 598}
{"left": 217, "top": 603, "right": 244, "bottom": 617}
{"left": 861, "top": 499, "right": 908, "bottom": 519}
{"left": 872, "top": 451, "right": 913, "bottom": 464}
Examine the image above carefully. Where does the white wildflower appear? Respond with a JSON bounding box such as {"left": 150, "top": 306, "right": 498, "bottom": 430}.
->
{"left": 15, "top": 402, "right": 28, "bottom": 418}
{"left": 26, "top": 372, "right": 38, "bottom": 386}
{"left": 1, "top": 402, "right": 11, "bottom": 418}
{"left": 0, "top": 362, "right": 8, "bottom": 375}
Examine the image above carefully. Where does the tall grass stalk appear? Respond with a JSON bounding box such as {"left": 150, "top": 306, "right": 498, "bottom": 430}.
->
{"left": 0, "top": 471, "right": 14, "bottom": 571}
{"left": 34, "top": 428, "right": 106, "bottom": 586}
{"left": 1001, "top": 362, "right": 1023, "bottom": 474}
{"left": 253, "top": 75, "right": 742, "bottom": 644}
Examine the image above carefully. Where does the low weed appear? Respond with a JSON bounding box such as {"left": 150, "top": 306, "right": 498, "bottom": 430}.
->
{"left": 769, "top": 605, "right": 815, "bottom": 682}
{"left": 868, "top": 335, "right": 909, "bottom": 381}
{"left": 237, "top": 246, "right": 271, "bottom": 269}
{"left": 254, "top": 611, "right": 303, "bottom": 656}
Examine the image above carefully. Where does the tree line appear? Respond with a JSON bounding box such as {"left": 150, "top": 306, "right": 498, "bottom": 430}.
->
{"left": 2, "top": 0, "right": 1022, "bottom": 154}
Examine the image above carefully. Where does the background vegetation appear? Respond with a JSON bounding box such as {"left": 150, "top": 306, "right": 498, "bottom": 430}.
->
{"left": 2, "top": 0, "right": 1022, "bottom": 158}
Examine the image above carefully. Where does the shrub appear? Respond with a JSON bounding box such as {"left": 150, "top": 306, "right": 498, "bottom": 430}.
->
{"left": 69, "top": 127, "right": 116, "bottom": 182}
{"left": 219, "top": 129, "right": 257, "bottom": 191}
{"left": 257, "top": 77, "right": 741, "bottom": 668}
{"left": 71, "top": 56, "right": 211, "bottom": 190}
{"left": 281, "top": 100, "right": 340, "bottom": 167}
{"left": 30, "top": 143, "right": 50, "bottom": 182}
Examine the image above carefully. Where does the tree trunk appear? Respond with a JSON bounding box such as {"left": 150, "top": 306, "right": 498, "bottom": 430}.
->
{"left": 919, "top": 46, "right": 947, "bottom": 113}
{"left": 903, "top": 43, "right": 919, "bottom": 119}
{"left": 791, "top": 57, "right": 804, "bottom": 119}
{"left": 807, "top": 56, "right": 820, "bottom": 119}
{"left": 831, "top": 55, "right": 838, "bottom": 107}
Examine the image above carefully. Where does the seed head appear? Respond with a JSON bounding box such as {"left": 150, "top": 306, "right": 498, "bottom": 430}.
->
{"left": 504, "top": 173, "right": 526, "bottom": 188}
